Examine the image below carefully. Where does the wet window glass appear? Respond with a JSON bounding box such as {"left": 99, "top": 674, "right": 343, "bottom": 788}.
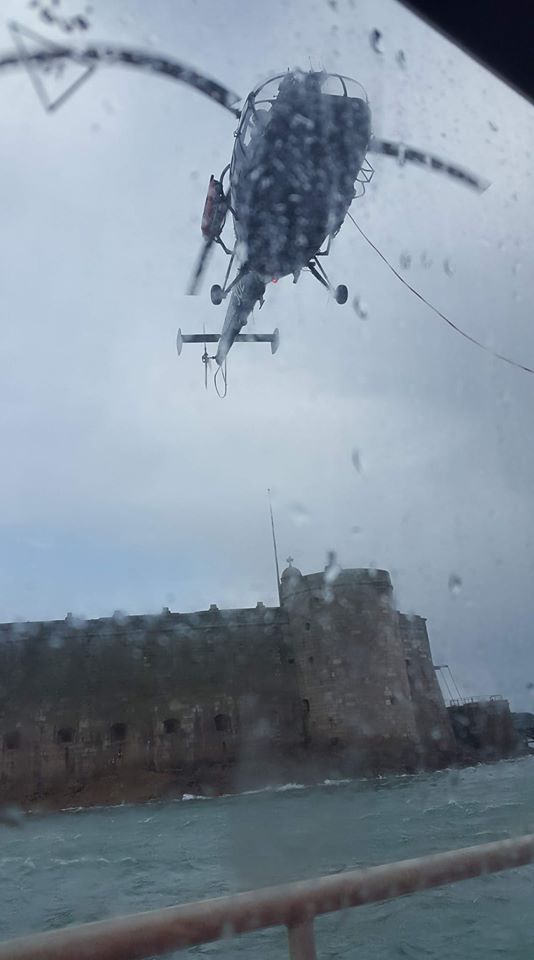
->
{"left": 0, "top": 1, "right": 533, "bottom": 958}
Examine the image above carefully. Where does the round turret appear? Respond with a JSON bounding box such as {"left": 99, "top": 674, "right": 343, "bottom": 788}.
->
{"left": 281, "top": 560, "right": 419, "bottom": 772}
{"left": 280, "top": 557, "right": 303, "bottom": 602}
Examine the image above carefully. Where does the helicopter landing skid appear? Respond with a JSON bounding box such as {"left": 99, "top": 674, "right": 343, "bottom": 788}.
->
{"left": 306, "top": 258, "right": 348, "bottom": 304}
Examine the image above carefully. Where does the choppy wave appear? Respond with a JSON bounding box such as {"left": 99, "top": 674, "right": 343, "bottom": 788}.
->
{"left": 175, "top": 778, "right": 354, "bottom": 804}
{"left": 2, "top": 758, "right": 534, "bottom": 959}
{"left": 51, "top": 856, "right": 111, "bottom": 866}
{"left": 49, "top": 755, "right": 534, "bottom": 819}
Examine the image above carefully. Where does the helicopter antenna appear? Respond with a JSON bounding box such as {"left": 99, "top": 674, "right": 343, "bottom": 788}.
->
{"left": 348, "top": 212, "right": 534, "bottom": 376}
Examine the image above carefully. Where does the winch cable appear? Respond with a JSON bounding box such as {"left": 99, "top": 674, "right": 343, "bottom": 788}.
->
{"left": 214, "top": 358, "right": 228, "bottom": 398}
{"left": 348, "top": 212, "right": 534, "bottom": 375}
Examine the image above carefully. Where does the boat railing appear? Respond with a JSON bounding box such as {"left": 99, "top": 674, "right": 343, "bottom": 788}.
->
{"left": 1, "top": 834, "right": 533, "bottom": 960}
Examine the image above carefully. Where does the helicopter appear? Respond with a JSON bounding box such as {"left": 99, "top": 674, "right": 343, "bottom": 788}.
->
{"left": 8, "top": 27, "right": 525, "bottom": 387}
{"left": 176, "top": 69, "right": 489, "bottom": 383}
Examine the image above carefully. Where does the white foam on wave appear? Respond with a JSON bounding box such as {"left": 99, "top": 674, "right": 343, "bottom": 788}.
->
{"left": 179, "top": 783, "right": 311, "bottom": 802}
{"left": 59, "top": 800, "right": 135, "bottom": 815}
{"left": 270, "top": 782, "right": 307, "bottom": 792}
{"left": 51, "top": 855, "right": 111, "bottom": 866}
{"left": 57, "top": 776, "right": 358, "bottom": 813}
{"left": 237, "top": 778, "right": 354, "bottom": 798}
{"left": 54, "top": 768, "right": 392, "bottom": 816}
{"left": 321, "top": 778, "right": 352, "bottom": 787}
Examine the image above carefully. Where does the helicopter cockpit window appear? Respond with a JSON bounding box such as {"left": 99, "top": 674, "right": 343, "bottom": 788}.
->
{"left": 235, "top": 79, "right": 282, "bottom": 154}
{"left": 239, "top": 104, "right": 271, "bottom": 150}
{"left": 234, "top": 72, "right": 370, "bottom": 164}
{"left": 319, "top": 73, "right": 369, "bottom": 102}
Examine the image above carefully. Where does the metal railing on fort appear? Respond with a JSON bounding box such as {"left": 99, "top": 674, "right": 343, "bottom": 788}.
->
{"left": 447, "top": 696, "right": 504, "bottom": 706}
{"left": 1, "top": 834, "right": 534, "bottom": 960}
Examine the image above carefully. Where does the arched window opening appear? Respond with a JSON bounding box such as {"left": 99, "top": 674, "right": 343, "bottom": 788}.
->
{"left": 110, "top": 722, "right": 127, "bottom": 742}
{"left": 56, "top": 727, "right": 74, "bottom": 744}
{"left": 163, "top": 717, "right": 180, "bottom": 734}
{"left": 3, "top": 731, "right": 20, "bottom": 750}
{"left": 214, "top": 713, "right": 232, "bottom": 733}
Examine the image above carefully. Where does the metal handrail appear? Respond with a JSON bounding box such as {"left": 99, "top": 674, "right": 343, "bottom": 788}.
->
{"left": 1, "top": 834, "right": 533, "bottom": 960}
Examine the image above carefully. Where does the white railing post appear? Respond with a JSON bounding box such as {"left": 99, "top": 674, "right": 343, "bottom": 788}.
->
{"left": 287, "top": 920, "right": 317, "bottom": 960}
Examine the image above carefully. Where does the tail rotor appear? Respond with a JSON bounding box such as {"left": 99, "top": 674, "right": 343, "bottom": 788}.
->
{"left": 201, "top": 325, "right": 211, "bottom": 390}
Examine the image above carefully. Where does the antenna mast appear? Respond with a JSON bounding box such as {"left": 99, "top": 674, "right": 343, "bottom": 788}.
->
{"left": 267, "top": 489, "right": 282, "bottom": 606}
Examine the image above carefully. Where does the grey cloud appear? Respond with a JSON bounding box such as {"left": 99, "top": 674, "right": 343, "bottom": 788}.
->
{"left": 0, "top": 0, "right": 533, "bottom": 710}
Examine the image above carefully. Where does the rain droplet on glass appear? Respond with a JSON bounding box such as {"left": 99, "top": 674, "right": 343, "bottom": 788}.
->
{"left": 324, "top": 550, "right": 342, "bottom": 585}
{"left": 448, "top": 573, "right": 462, "bottom": 595}
{"left": 352, "top": 296, "right": 368, "bottom": 319}
{"left": 0, "top": 805, "right": 24, "bottom": 828}
{"left": 351, "top": 449, "right": 363, "bottom": 473}
{"left": 421, "top": 251, "right": 433, "bottom": 269}
{"left": 289, "top": 502, "right": 311, "bottom": 527}
{"left": 370, "top": 29, "right": 384, "bottom": 54}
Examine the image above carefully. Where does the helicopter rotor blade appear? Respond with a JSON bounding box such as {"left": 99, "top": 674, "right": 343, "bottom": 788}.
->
{"left": 187, "top": 239, "right": 215, "bottom": 296}
{"left": 1, "top": 22, "right": 242, "bottom": 116}
{"left": 367, "top": 137, "right": 490, "bottom": 193}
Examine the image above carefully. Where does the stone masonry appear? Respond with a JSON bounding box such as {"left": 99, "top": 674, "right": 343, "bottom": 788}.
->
{"left": 0, "top": 564, "right": 457, "bottom": 806}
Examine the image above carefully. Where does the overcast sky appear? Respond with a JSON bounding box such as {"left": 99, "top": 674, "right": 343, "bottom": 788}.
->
{"left": 0, "top": 0, "right": 533, "bottom": 708}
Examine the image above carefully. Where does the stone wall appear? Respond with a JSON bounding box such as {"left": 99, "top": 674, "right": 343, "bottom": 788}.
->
{"left": 0, "top": 565, "right": 494, "bottom": 807}
{"left": 0, "top": 605, "right": 303, "bottom": 804}
{"left": 398, "top": 614, "right": 456, "bottom": 768}
{"left": 281, "top": 566, "right": 419, "bottom": 774}
{"left": 448, "top": 699, "right": 520, "bottom": 762}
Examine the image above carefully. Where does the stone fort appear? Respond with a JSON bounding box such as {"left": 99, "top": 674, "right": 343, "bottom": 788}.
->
{"left": 0, "top": 562, "right": 516, "bottom": 807}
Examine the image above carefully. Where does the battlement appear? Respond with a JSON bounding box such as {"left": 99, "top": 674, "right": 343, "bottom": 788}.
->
{"left": 280, "top": 565, "right": 393, "bottom": 604}
{"left": 0, "top": 603, "right": 288, "bottom": 648}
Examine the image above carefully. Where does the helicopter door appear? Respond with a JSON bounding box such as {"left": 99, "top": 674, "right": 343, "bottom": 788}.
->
{"left": 201, "top": 175, "right": 227, "bottom": 241}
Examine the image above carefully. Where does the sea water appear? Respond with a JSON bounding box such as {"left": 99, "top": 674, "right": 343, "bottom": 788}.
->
{"left": 1, "top": 758, "right": 533, "bottom": 958}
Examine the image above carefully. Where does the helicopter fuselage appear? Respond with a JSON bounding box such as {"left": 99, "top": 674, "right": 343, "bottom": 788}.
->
{"left": 230, "top": 72, "right": 371, "bottom": 281}
{"left": 213, "top": 72, "right": 372, "bottom": 365}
